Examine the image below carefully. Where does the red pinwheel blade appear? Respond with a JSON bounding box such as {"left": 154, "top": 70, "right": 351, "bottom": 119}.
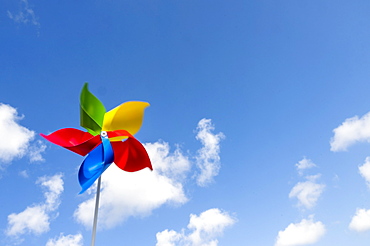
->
{"left": 111, "top": 137, "right": 152, "bottom": 172}
{"left": 41, "top": 128, "right": 101, "bottom": 156}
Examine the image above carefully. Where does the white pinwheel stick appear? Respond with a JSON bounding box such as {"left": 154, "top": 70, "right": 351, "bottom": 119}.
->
{"left": 91, "top": 176, "right": 101, "bottom": 246}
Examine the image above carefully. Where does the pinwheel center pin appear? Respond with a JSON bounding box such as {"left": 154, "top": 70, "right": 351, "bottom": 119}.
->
{"left": 101, "top": 131, "right": 107, "bottom": 137}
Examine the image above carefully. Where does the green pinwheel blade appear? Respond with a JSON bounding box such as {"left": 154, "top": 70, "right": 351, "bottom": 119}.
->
{"left": 80, "top": 83, "right": 106, "bottom": 135}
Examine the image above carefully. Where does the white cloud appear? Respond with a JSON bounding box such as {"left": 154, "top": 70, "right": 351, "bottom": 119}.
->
{"left": 146, "top": 141, "right": 191, "bottom": 181}
{"left": 156, "top": 208, "right": 236, "bottom": 246}
{"left": 6, "top": 174, "right": 64, "bottom": 238}
{"left": 6, "top": 206, "right": 50, "bottom": 237}
{"left": 0, "top": 103, "right": 46, "bottom": 166}
{"left": 359, "top": 157, "right": 370, "bottom": 187}
{"left": 195, "top": 119, "right": 224, "bottom": 187}
{"left": 7, "top": 0, "right": 40, "bottom": 27}
{"left": 289, "top": 175, "right": 325, "bottom": 209}
{"left": 74, "top": 141, "right": 190, "bottom": 229}
{"left": 29, "top": 140, "right": 47, "bottom": 162}
{"left": 156, "top": 230, "right": 182, "bottom": 246}
{"left": 275, "top": 216, "right": 326, "bottom": 246}
{"left": 349, "top": 208, "right": 370, "bottom": 232}
{"left": 330, "top": 112, "right": 370, "bottom": 151}
{"left": 45, "top": 233, "right": 83, "bottom": 246}
{"left": 0, "top": 103, "right": 35, "bottom": 163}
{"left": 74, "top": 119, "right": 224, "bottom": 229}
{"left": 295, "top": 158, "right": 316, "bottom": 176}
{"left": 38, "top": 174, "right": 64, "bottom": 211}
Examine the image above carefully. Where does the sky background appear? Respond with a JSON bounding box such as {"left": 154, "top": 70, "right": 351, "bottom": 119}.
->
{"left": 2, "top": 0, "right": 370, "bottom": 245}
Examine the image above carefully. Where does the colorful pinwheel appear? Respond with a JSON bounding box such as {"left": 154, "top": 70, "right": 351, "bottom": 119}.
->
{"left": 41, "top": 83, "right": 152, "bottom": 193}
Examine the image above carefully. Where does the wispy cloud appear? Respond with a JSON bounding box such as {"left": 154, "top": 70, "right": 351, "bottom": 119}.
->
{"left": 349, "top": 208, "right": 370, "bottom": 232}
{"left": 295, "top": 157, "right": 317, "bottom": 176}
{"left": 7, "top": 0, "right": 40, "bottom": 27}
{"left": 0, "top": 103, "right": 46, "bottom": 166}
{"left": 275, "top": 215, "right": 326, "bottom": 246}
{"left": 156, "top": 208, "right": 236, "bottom": 246}
{"left": 6, "top": 174, "right": 63, "bottom": 241}
{"left": 19, "top": 170, "right": 29, "bottom": 178}
{"left": 74, "top": 119, "right": 224, "bottom": 229}
{"left": 45, "top": 233, "right": 83, "bottom": 246}
{"left": 195, "top": 119, "right": 225, "bottom": 186}
{"left": 289, "top": 174, "right": 325, "bottom": 209}
{"left": 28, "top": 140, "right": 47, "bottom": 162}
{"left": 330, "top": 112, "right": 370, "bottom": 151}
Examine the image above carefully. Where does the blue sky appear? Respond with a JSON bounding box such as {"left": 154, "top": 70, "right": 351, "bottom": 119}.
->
{"left": 2, "top": 0, "right": 370, "bottom": 245}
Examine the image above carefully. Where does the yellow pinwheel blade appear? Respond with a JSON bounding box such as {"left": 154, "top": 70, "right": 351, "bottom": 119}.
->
{"left": 102, "top": 101, "right": 150, "bottom": 139}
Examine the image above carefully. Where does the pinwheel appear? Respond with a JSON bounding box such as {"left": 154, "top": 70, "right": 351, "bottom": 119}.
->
{"left": 41, "top": 83, "right": 152, "bottom": 193}
{"left": 41, "top": 83, "right": 152, "bottom": 246}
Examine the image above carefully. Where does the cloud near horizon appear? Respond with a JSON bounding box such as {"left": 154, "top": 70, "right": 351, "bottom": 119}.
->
{"left": 45, "top": 233, "right": 83, "bottom": 246}
{"left": 275, "top": 216, "right": 326, "bottom": 246}
{"left": 349, "top": 208, "right": 370, "bottom": 232}
{"left": 330, "top": 112, "right": 370, "bottom": 151}
{"left": 74, "top": 119, "right": 224, "bottom": 229}
{"left": 156, "top": 208, "right": 236, "bottom": 246}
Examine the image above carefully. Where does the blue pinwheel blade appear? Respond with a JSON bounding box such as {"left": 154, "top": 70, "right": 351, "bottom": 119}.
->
{"left": 101, "top": 134, "right": 114, "bottom": 164}
{"left": 78, "top": 138, "right": 114, "bottom": 194}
